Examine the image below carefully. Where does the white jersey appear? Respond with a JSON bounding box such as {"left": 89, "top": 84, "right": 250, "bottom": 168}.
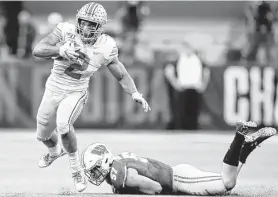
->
{"left": 46, "top": 22, "right": 118, "bottom": 93}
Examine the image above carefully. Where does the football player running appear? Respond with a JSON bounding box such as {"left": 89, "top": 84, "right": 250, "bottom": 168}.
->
{"left": 81, "top": 120, "right": 276, "bottom": 195}
{"left": 32, "top": 2, "right": 151, "bottom": 193}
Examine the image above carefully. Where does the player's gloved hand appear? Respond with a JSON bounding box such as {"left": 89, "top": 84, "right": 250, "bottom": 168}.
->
{"left": 132, "top": 92, "right": 151, "bottom": 112}
{"left": 71, "top": 48, "right": 90, "bottom": 71}
{"left": 58, "top": 41, "right": 80, "bottom": 61}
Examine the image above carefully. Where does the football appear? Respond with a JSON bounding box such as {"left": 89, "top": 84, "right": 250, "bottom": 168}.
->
{"left": 54, "top": 41, "right": 87, "bottom": 61}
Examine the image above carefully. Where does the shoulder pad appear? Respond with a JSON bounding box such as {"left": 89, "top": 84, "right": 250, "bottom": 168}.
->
{"left": 94, "top": 34, "right": 118, "bottom": 61}
{"left": 52, "top": 23, "right": 64, "bottom": 40}
{"left": 53, "top": 22, "right": 75, "bottom": 41}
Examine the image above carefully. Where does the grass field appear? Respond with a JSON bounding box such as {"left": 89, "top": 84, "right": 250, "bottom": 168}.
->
{"left": 0, "top": 129, "right": 277, "bottom": 197}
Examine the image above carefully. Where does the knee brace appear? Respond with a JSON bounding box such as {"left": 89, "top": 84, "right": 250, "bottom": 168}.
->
{"left": 57, "top": 124, "right": 74, "bottom": 135}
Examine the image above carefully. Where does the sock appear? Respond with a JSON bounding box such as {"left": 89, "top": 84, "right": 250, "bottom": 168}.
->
{"left": 223, "top": 132, "right": 245, "bottom": 166}
{"left": 239, "top": 143, "right": 255, "bottom": 164}
{"left": 68, "top": 151, "right": 82, "bottom": 174}
{"left": 49, "top": 144, "right": 62, "bottom": 156}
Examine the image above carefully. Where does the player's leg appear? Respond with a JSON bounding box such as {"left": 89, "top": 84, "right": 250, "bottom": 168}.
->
{"left": 56, "top": 90, "right": 88, "bottom": 192}
{"left": 172, "top": 164, "right": 226, "bottom": 195}
{"left": 172, "top": 121, "right": 256, "bottom": 196}
{"left": 237, "top": 126, "right": 276, "bottom": 174}
{"left": 221, "top": 120, "right": 257, "bottom": 190}
{"left": 36, "top": 89, "right": 66, "bottom": 168}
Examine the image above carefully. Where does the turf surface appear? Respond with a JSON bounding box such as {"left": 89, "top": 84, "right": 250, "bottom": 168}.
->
{"left": 0, "top": 129, "right": 277, "bottom": 197}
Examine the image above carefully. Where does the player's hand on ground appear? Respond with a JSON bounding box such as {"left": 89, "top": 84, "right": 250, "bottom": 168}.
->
{"left": 132, "top": 92, "right": 151, "bottom": 112}
{"left": 58, "top": 41, "right": 80, "bottom": 61}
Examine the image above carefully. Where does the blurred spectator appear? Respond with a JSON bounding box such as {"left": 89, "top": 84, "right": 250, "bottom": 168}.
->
{"left": 116, "top": 1, "right": 149, "bottom": 36}
{"left": 244, "top": 1, "right": 277, "bottom": 65}
{"left": 37, "top": 12, "right": 63, "bottom": 39}
{"left": 164, "top": 41, "right": 210, "bottom": 130}
{"left": 17, "top": 10, "right": 36, "bottom": 58}
{"left": 0, "top": 14, "right": 7, "bottom": 58}
{"left": 47, "top": 12, "right": 63, "bottom": 30}
{"left": 2, "top": 1, "right": 23, "bottom": 55}
{"left": 115, "top": 1, "right": 150, "bottom": 60}
{"left": 163, "top": 48, "right": 178, "bottom": 130}
{"left": 134, "top": 36, "right": 154, "bottom": 65}
{"left": 118, "top": 31, "right": 136, "bottom": 65}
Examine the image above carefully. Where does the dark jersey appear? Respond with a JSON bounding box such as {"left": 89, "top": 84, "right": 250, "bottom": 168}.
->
{"left": 109, "top": 152, "right": 173, "bottom": 194}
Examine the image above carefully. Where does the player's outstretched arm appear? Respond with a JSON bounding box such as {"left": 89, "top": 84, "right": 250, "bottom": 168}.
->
{"left": 107, "top": 57, "right": 151, "bottom": 112}
{"left": 125, "top": 168, "right": 162, "bottom": 195}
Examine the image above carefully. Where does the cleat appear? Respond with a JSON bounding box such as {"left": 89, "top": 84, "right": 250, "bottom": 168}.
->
{"left": 236, "top": 120, "right": 257, "bottom": 136}
{"left": 38, "top": 148, "right": 67, "bottom": 168}
{"left": 244, "top": 127, "right": 277, "bottom": 145}
{"left": 72, "top": 171, "right": 87, "bottom": 192}
{"left": 240, "top": 127, "right": 277, "bottom": 163}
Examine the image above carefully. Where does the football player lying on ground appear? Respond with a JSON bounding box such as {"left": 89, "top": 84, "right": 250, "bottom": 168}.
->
{"left": 81, "top": 120, "right": 276, "bottom": 195}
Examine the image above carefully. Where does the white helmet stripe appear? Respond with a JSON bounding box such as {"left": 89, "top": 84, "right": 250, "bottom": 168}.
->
{"left": 91, "top": 4, "right": 99, "bottom": 16}
{"left": 87, "top": 3, "right": 98, "bottom": 17}
{"left": 85, "top": 2, "right": 95, "bottom": 14}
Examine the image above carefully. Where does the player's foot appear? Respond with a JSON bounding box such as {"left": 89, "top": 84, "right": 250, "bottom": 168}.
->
{"left": 72, "top": 170, "right": 87, "bottom": 192}
{"left": 244, "top": 127, "right": 277, "bottom": 145}
{"left": 236, "top": 120, "right": 257, "bottom": 136}
{"left": 38, "top": 148, "right": 67, "bottom": 168}
{"left": 240, "top": 127, "right": 276, "bottom": 163}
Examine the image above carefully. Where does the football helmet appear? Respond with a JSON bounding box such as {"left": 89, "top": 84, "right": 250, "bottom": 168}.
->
{"left": 81, "top": 143, "right": 113, "bottom": 186}
{"left": 76, "top": 2, "right": 107, "bottom": 43}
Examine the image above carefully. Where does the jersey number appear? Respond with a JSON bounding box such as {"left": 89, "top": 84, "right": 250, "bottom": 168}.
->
{"left": 111, "top": 167, "right": 118, "bottom": 181}
{"left": 121, "top": 152, "right": 148, "bottom": 163}
{"left": 64, "top": 63, "right": 82, "bottom": 80}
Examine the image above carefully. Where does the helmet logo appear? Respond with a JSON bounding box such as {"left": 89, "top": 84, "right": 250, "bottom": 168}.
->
{"left": 91, "top": 144, "right": 109, "bottom": 156}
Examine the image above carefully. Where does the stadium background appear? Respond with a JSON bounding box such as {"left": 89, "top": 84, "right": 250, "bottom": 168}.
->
{"left": 0, "top": 1, "right": 277, "bottom": 197}
{"left": 2, "top": 1, "right": 278, "bottom": 130}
